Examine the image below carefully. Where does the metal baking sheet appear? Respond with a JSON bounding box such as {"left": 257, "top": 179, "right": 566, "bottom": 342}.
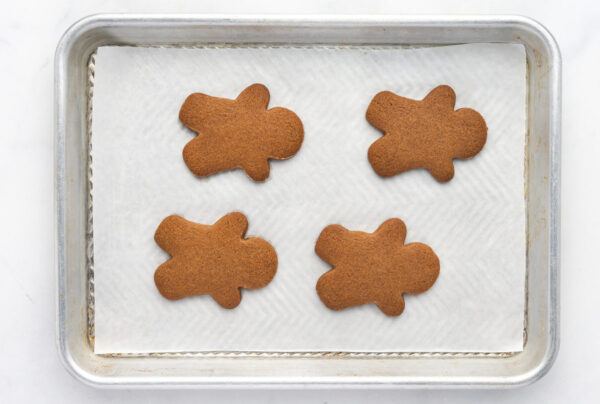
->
{"left": 55, "top": 14, "right": 560, "bottom": 388}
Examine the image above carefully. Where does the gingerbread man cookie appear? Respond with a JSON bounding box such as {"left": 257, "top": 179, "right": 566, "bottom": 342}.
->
{"left": 315, "top": 218, "right": 440, "bottom": 316}
{"left": 179, "top": 83, "right": 304, "bottom": 182}
{"left": 366, "top": 85, "right": 487, "bottom": 182}
{"left": 154, "top": 212, "right": 277, "bottom": 309}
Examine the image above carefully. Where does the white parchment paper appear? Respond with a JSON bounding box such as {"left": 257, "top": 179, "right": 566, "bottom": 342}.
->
{"left": 91, "top": 44, "right": 526, "bottom": 354}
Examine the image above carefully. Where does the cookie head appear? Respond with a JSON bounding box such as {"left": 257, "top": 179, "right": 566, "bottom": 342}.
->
{"left": 154, "top": 212, "right": 277, "bottom": 309}
{"left": 366, "top": 85, "right": 487, "bottom": 182}
{"left": 315, "top": 218, "right": 440, "bottom": 316}
{"left": 179, "top": 84, "right": 304, "bottom": 182}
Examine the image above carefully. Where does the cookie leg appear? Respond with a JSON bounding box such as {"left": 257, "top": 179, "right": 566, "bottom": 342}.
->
{"left": 154, "top": 215, "right": 206, "bottom": 256}
{"left": 316, "top": 270, "right": 364, "bottom": 311}
{"left": 183, "top": 136, "right": 233, "bottom": 178}
{"left": 314, "top": 224, "right": 350, "bottom": 266}
{"left": 154, "top": 259, "right": 188, "bottom": 300}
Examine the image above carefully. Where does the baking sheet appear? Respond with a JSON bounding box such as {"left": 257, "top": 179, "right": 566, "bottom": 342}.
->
{"left": 91, "top": 43, "right": 526, "bottom": 354}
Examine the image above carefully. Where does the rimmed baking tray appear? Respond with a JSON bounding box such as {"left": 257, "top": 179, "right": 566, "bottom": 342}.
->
{"left": 55, "top": 14, "right": 560, "bottom": 388}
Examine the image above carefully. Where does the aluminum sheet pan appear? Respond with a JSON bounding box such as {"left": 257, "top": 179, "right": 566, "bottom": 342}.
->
{"left": 55, "top": 14, "right": 560, "bottom": 388}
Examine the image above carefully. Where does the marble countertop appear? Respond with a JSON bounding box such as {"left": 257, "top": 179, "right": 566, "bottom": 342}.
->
{"left": 1, "top": 0, "right": 598, "bottom": 402}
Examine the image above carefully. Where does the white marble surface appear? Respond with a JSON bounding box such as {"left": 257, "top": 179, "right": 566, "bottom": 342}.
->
{"left": 0, "top": 0, "right": 598, "bottom": 402}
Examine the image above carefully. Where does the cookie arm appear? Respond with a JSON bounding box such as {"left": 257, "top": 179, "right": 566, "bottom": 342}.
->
{"left": 213, "top": 212, "right": 249, "bottom": 239}
{"left": 426, "top": 157, "right": 455, "bottom": 183}
{"left": 242, "top": 158, "right": 271, "bottom": 182}
{"left": 422, "top": 85, "right": 456, "bottom": 111}
{"left": 211, "top": 287, "right": 242, "bottom": 309}
{"left": 375, "top": 292, "right": 406, "bottom": 317}
{"left": 236, "top": 83, "right": 270, "bottom": 110}
{"left": 374, "top": 218, "right": 407, "bottom": 246}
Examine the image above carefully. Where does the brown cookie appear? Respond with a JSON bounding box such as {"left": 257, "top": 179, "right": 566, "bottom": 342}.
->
{"left": 366, "top": 85, "right": 487, "bottom": 182}
{"left": 179, "top": 83, "right": 304, "bottom": 182}
{"left": 154, "top": 212, "right": 277, "bottom": 309}
{"left": 315, "top": 218, "right": 440, "bottom": 316}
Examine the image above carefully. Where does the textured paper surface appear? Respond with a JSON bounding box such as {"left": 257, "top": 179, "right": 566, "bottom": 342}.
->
{"left": 91, "top": 44, "right": 526, "bottom": 354}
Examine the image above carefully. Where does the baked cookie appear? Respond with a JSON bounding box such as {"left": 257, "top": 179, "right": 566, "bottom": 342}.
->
{"left": 179, "top": 83, "right": 304, "bottom": 182}
{"left": 366, "top": 85, "right": 487, "bottom": 182}
{"left": 154, "top": 212, "right": 277, "bottom": 309}
{"left": 315, "top": 218, "right": 440, "bottom": 316}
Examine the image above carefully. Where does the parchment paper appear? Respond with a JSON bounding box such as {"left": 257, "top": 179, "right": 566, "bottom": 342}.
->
{"left": 91, "top": 43, "right": 527, "bottom": 354}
